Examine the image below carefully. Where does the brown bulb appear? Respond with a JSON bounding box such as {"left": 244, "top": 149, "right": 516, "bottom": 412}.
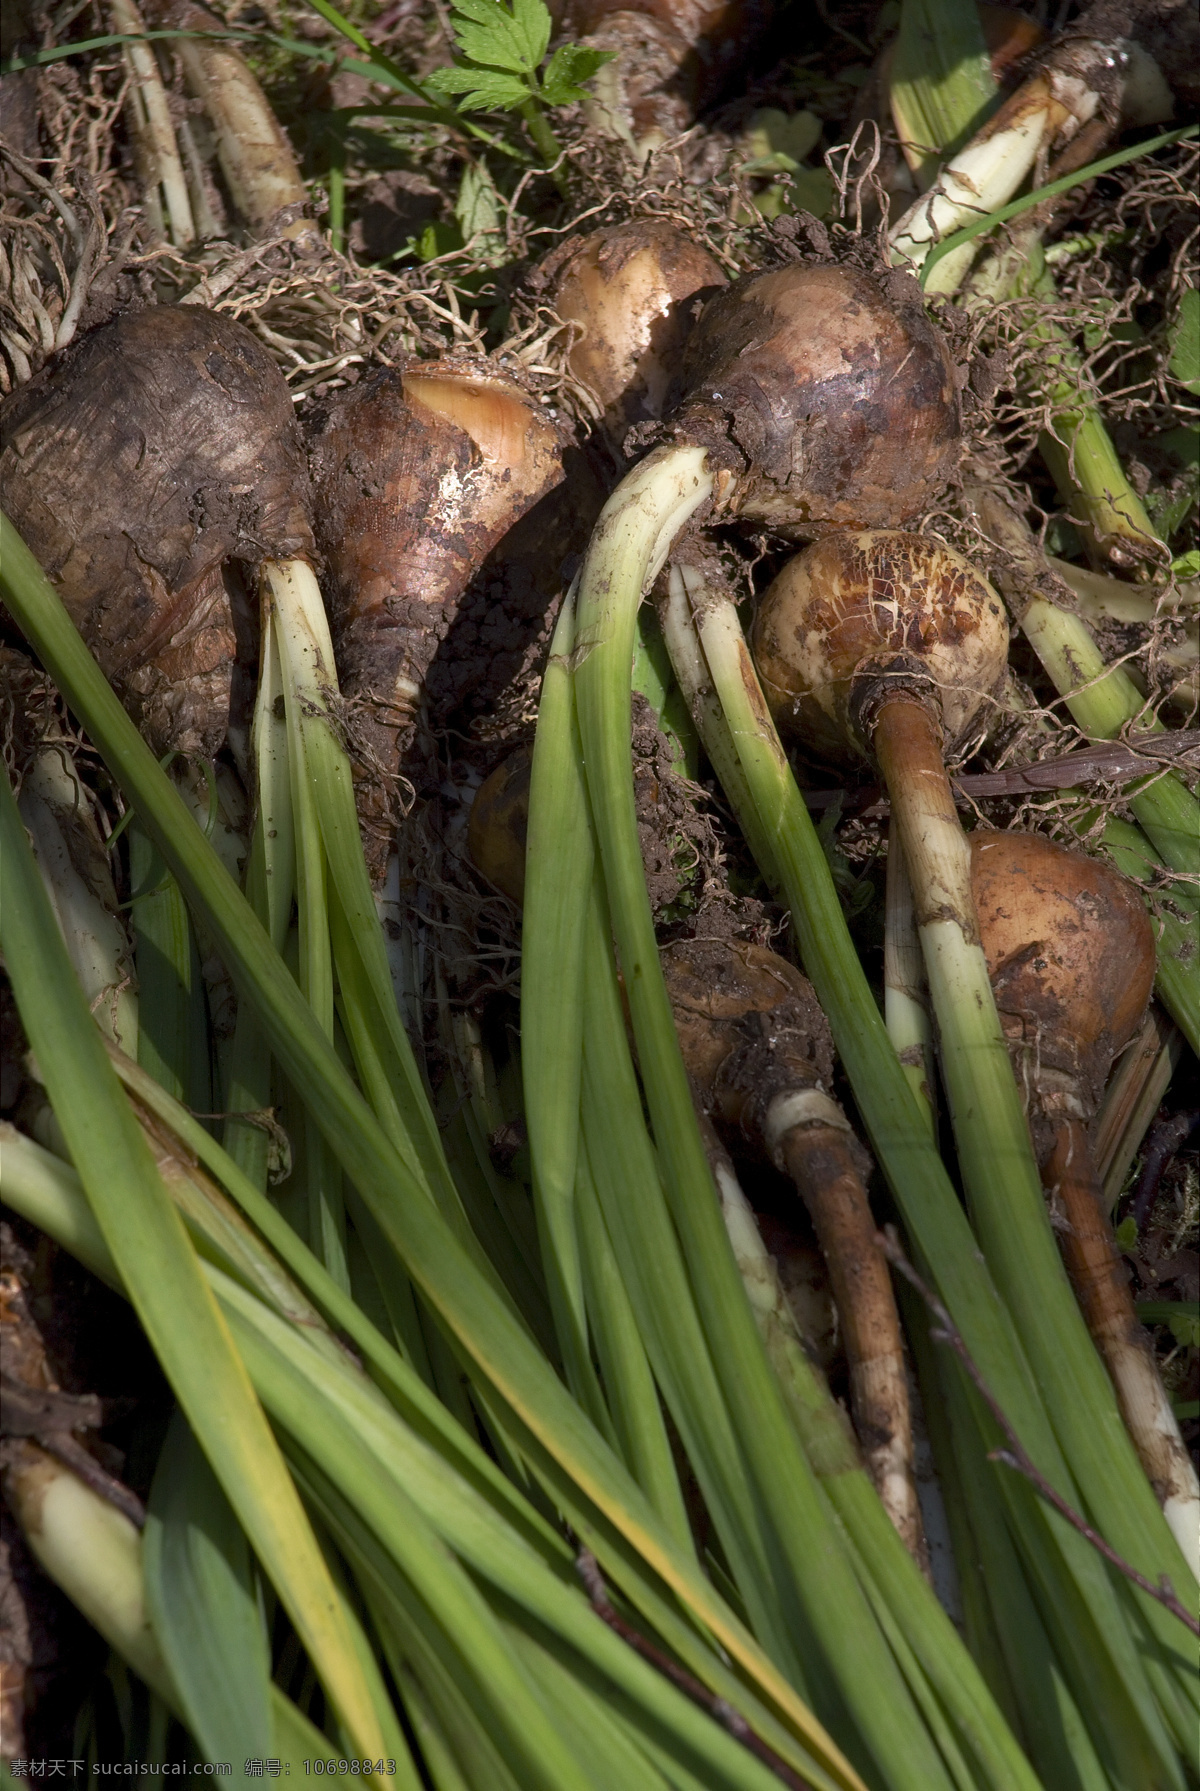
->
{"left": 662, "top": 933, "right": 925, "bottom": 1561}
{"left": 467, "top": 747, "right": 532, "bottom": 905}
{"left": 309, "top": 362, "right": 563, "bottom": 876}
{"left": 560, "top": 0, "right": 770, "bottom": 147}
{"left": 970, "top": 829, "right": 1156, "bottom": 1120}
{"left": 546, "top": 220, "right": 726, "bottom": 442}
{"left": 751, "top": 530, "right": 1008, "bottom": 765}
{"left": 0, "top": 305, "right": 314, "bottom": 758}
{"left": 676, "top": 263, "right": 961, "bottom": 537}
{"left": 660, "top": 937, "right": 833, "bottom": 1136}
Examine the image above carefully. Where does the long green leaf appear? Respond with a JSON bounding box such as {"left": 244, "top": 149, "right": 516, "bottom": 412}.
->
{"left": 665, "top": 559, "right": 1193, "bottom": 1780}
{"left": 0, "top": 513, "right": 859, "bottom": 1790}
{"left": 572, "top": 449, "right": 963, "bottom": 1790}
{"left": 0, "top": 765, "right": 384, "bottom": 1759}
{"left": 143, "top": 1413, "right": 274, "bottom": 1764}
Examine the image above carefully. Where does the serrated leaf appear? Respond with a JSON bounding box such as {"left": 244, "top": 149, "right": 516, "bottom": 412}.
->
{"left": 539, "top": 41, "right": 613, "bottom": 105}
{"left": 426, "top": 65, "right": 529, "bottom": 109}
{"left": 452, "top": 17, "right": 530, "bottom": 73}
{"left": 510, "top": 0, "right": 551, "bottom": 69}
{"left": 1168, "top": 287, "right": 1200, "bottom": 395}
{"left": 445, "top": 0, "right": 512, "bottom": 26}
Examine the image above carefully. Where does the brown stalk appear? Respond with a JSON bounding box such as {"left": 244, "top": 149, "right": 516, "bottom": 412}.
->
{"left": 575, "top": 1548, "right": 814, "bottom": 1791}
{"left": 661, "top": 939, "right": 927, "bottom": 1564}
{"left": 1043, "top": 1114, "right": 1177, "bottom": 1439}
{"left": 554, "top": 0, "right": 772, "bottom": 155}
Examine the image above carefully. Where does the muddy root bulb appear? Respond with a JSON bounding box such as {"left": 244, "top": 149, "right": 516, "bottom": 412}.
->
{"left": 970, "top": 828, "right": 1200, "bottom": 1574}
{"left": 675, "top": 266, "right": 962, "bottom": 539}
{"left": 0, "top": 305, "right": 315, "bottom": 759}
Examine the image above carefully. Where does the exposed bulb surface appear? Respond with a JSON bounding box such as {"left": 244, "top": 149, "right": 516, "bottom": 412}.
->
{"left": 751, "top": 530, "right": 1008, "bottom": 764}
{"left": 676, "top": 263, "right": 961, "bottom": 536}
{"left": 547, "top": 220, "right": 727, "bottom": 441}
{"left": 309, "top": 360, "right": 563, "bottom": 874}
{"left": 970, "top": 828, "right": 1157, "bottom": 1124}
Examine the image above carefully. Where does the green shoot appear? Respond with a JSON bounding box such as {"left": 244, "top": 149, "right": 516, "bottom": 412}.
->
{"left": 916, "top": 126, "right": 1197, "bottom": 293}
{"left": 426, "top": 0, "right": 612, "bottom": 177}
{"left": 0, "top": 763, "right": 386, "bottom": 1759}
{"left": 0, "top": 513, "right": 860, "bottom": 1791}
{"left": 889, "top": 0, "right": 997, "bottom": 189}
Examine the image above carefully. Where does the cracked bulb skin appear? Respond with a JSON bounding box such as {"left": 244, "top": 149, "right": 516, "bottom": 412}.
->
{"left": 546, "top": 220, "right": 727, "bottom": 444}
{"left": 308, "top": 361, "right": 564, "bottom": 877}
{"left": 0, "top": 304, "right": 315, "bottom": 759}
{"left": 750, "top": 530, "right": 1009, "bottom": 767}
{"left": 674, "top": 263, "right": 962, "bottom": 539}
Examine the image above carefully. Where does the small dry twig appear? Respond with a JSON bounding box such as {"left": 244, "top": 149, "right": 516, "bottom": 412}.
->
{"left": 575, "top": 1549, "right": 815, "bottom": 1791}
{"left": 803, "top": 727, "right": 1200, "bottom": 815}
{"left": 877, "top": 1228, "right": 1200, "bottom": 1638}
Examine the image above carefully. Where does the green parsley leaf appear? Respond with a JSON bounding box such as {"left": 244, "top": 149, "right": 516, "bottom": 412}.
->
{"left": 511, "top": 0, "right": 552, "bottom": 71}
{"left": 426, "top": 64, "right": 530, "bottom": 109}
{"left": 441, "top": 0, "right": 549, "bottom": 78}
{"left": 540, "top": 41, "right": 613, "bottom": 105}
{"left": 451, "top": 19, "right": 532, "bottom": 72}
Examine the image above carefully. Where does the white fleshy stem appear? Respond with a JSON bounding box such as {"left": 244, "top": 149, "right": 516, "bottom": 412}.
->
{"left": 3, "top": 1442, "right": 178, "bottom": 1702}
{"left": 171, "top": 28, "right": 313, "bottom": 239}
{"left": 889, "top": 71, "right": 1074, "bottom": 290}
{"left": 884, "top": 819, "right": 936, "bottom": 1138}
{"left": 889, "top": 28, "right": 1134, "bottom": 296}
{"left": 110, "top": 0, "right": 196, "bottom": 246}
{"left": 18, "top": 744, "right": 138, "bottom": 1056}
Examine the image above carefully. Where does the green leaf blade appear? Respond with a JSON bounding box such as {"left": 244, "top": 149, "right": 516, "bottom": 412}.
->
{"left": 540, "top": 41, "right": 613, "bottom": 104}
{"left": 451, "top": 18, "right": 531, "bottom": 72}
{"left": 1168, "top": 287, "right": 1200, "bottom": 394}
{"left": 144, "top": 1413, "right": 274, "bottom": 1765}
{"left": 0, "top": 756, "right": 384, "bottom": 1762}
